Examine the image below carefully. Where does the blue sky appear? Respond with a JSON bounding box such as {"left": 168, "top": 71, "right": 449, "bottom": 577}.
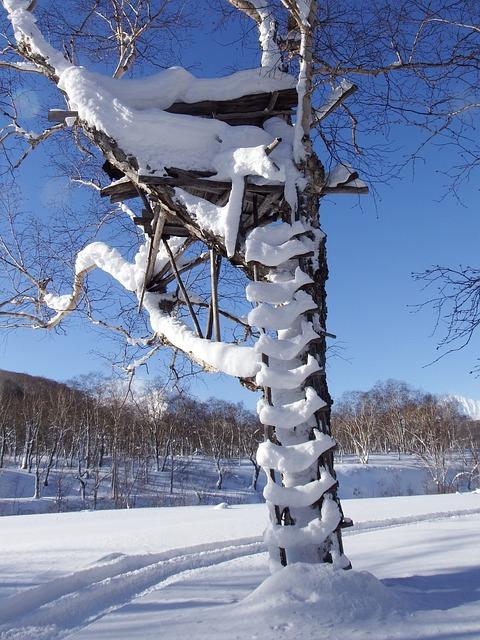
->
{"left": 1, "top": 8, "right": 479, "bottom": 409}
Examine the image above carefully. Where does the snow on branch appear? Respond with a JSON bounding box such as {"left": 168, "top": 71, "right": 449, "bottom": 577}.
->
{"left": 3, "top": 0, "right": 71, "bottom": 75}
{"left": 263, "top": 468, "right": 336, "bottom": 508}
{"left": 265, "top": 493, "right": 341, "bottom": 547}
{"left": 324, "top": 163, "right": 368, "bottom": 193}
{"left": 313, "top": 80, "right": 357, "bottom": 124}
{"left": 257, "top": 429, "right": 335, "bottom": 474}
{"left": 257, "top": 386, "right": 326, "bottom": 430}
{"left": 0, "top": 113, "right": 66, "bottom": 170}
{"left": 228, "top": 0, "right": 281, "bottom": 70}
{"left": 0, "top": 59, "right": 41, "bottom": 72}
{"left": 41, "top": 240, "right": 260, "bottom": 379}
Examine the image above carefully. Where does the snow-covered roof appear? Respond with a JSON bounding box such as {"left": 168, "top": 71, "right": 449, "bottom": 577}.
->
{"left": 77, "top": 66, "right": 296, "bottom": 112}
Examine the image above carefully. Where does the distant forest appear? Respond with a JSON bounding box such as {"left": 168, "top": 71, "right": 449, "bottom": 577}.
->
{"left": 0, "top": 371, "right": 478, "bottom": 507}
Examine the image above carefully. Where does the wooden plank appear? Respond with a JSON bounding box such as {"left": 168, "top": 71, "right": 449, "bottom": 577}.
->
{"left": 133, "top": 217, "right": 153, "bottom": 235}
{"left": 100, "top": 178, "right": 135, "bottom": 198}
{"left": 166, "top": 88, "right": 297, "bottom": 119}
{"left": 139, "top": 174, "right": 229, "bottom": 191}
{"left": 321, "top": 185, "right": 369, "bottom": 195}
{"left": 162, "top": 238, "right": 203, "bottom": 338}
{"left": 210, "top": 249, "right": 221, "bottom": 342}
{"left": 266, "top": 91, "right": 279, "bottom": 112}
{"left": 162, "top": 224, "right": 190, "bottom": 237}
{"left": 102, "top": 171, "right": 283, "bottom": 200}
{"left": 213, "top": 109, "right": 292, "bottom": 123}
{"left": 166, "top": 167, "right": 216, "bottom": 179}
{"left": 138, "top": 174, "right": 284, "bottom": 195}
{"left": 139, "top": 206, "right": 166, "bottom": 310}
{"left": 110, "top": 191, "right": 140, "bottom": 203}
{"left": 48, "top": 109, "right": 78, "bottom": 122}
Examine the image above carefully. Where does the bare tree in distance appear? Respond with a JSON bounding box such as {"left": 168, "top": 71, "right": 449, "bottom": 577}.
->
{"left": 414, "top": 265, "right": 480, "bottom": 374}
{"left": 332, "top": 391, "right": 378, "bottom": 464}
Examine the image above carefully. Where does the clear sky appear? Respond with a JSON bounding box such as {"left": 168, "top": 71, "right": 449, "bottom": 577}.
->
{"left": 1, "top": 8, "right": 479, "bottom": 410}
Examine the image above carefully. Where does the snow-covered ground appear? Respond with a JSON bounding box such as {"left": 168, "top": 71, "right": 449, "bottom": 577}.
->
{"left": 0, "top": 454, "right": 449, "bottom": 517}
{"left": 0, "top": 491, "right": 479, "bottom": 639}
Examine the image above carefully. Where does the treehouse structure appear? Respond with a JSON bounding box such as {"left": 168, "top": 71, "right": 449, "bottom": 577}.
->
{"left": 48, "top": 73, "right": 367, "bottom": 569}
{"left": 90, "top": 84, "right": 363, "bottom": 568}
{"left": 7, "top": 0, "right": 367, "bottom": 570}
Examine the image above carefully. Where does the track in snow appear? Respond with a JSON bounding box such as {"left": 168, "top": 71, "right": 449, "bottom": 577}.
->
{"left": 343, "top": 507, "right": 480, "bottom": 536}
{"left": 1, "top": 507, "right": 480, "bottom": 640}
{"left": 0, "top": 538, "right": 262, "bottom": 640}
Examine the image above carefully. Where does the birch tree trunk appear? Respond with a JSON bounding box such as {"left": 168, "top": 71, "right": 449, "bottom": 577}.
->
{"left": 244, "top": 0, "right": 350, "bottom": 569}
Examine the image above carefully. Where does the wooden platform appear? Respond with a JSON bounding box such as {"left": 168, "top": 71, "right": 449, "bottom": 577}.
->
{"left": 166, "top": 88, "right": 297, "bottom": 127}
{"left": 101, "top": 167, "right": 286, "bottom": 240}
{"left": 49, "top": 87, "right": 297, "bottom": 128}
{"left": 94, "top": 85, "right": 366, "bottom": 247}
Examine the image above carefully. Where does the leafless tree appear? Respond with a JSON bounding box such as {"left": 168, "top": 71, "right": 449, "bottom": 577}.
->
{"left": 414, "top": 265, "right": 480, "bottom": 373}
{"left": 369, "top": 380, "right": 419, "bottom": 457}
{"left": 333, "top": 391, "right": 379, "bottom": 464}
{"left": 453, "top": 420, "right": 480, "bottom": 490}
{"left": 405, "top": 394, "right": 463, "bottom": 493}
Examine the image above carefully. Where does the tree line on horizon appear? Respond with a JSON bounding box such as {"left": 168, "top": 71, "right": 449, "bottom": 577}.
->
{"left": 0, "top": 371, "right": 478, "bottom": 507}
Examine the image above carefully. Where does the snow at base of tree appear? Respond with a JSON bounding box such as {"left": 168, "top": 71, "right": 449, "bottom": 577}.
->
{"left": 242, "top": 561, "right": 406, "bottom": 621}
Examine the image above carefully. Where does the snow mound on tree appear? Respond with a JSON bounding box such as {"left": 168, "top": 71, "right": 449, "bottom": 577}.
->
{"left": 241, "top": 563, "right": 406, "bottom": 625}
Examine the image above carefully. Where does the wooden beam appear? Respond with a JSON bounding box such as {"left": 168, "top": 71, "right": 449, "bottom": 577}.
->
{"left": 266, "top": 91, "right": 279, "bottom": 112}
{"left": 110, "top": 191, "right": 140, "bottom": 203}
{"left": 48, "top": 109, "right": 78, "bottom": 122}
{"left": 160, "top": 253, "right": 208, "bottom": 287}
{"left": 265, "top": 137, "right": 282, "bottom": 156}
{"left": 145, "top": 208, "right": 166, "bottom": 283}
{"left": 162, "top": 224, "right": 190, "bottom": 237}
{"left": 138, "top": 174, "right": 284, "bottom": 196}
{"left": 165, "top": 87, "right": 297, "bottom": 119}
{"left": 213, "top": 109, "right": 292, "bottom": 123}
{"left": 257, "top": 192, "right": 282, "bottom": 217}
{"left": 166, "top": 167, "right": 217, "bottom": 179}
{"left": 321, "top": 185, "right": 369, "bottom": 195}
{"left": 210, "top": 249, "right": 221, "bottom": 342}
{"left": 100, "top": 178, "right": 136, "bottom": 200}
{"left": 138, "top": 205, "right": 166, "bottom": 310}
{"left": 162, "top": 238, "right": 203, "bottom": 338}
{"left": 139, "top": 174, "right": 229, "bottom": 192}
{"left": 147, "top": 239, "right": 196, "bottom": 291}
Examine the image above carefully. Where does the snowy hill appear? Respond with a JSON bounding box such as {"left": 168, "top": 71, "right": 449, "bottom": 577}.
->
{"left": 450, "top": 395, "right": 480, "bottom": 420}
{"left": 0, "top": 368, "right": 72, "bottom": 398}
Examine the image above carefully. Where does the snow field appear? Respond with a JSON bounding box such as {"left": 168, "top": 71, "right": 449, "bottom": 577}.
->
{"left": 0, "top": 492, "right": 479, "bottom": 639}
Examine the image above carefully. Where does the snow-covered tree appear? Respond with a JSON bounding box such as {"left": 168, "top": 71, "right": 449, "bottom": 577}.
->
{"left": 0, "top": 0, "right": 479, "bottom": 570}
